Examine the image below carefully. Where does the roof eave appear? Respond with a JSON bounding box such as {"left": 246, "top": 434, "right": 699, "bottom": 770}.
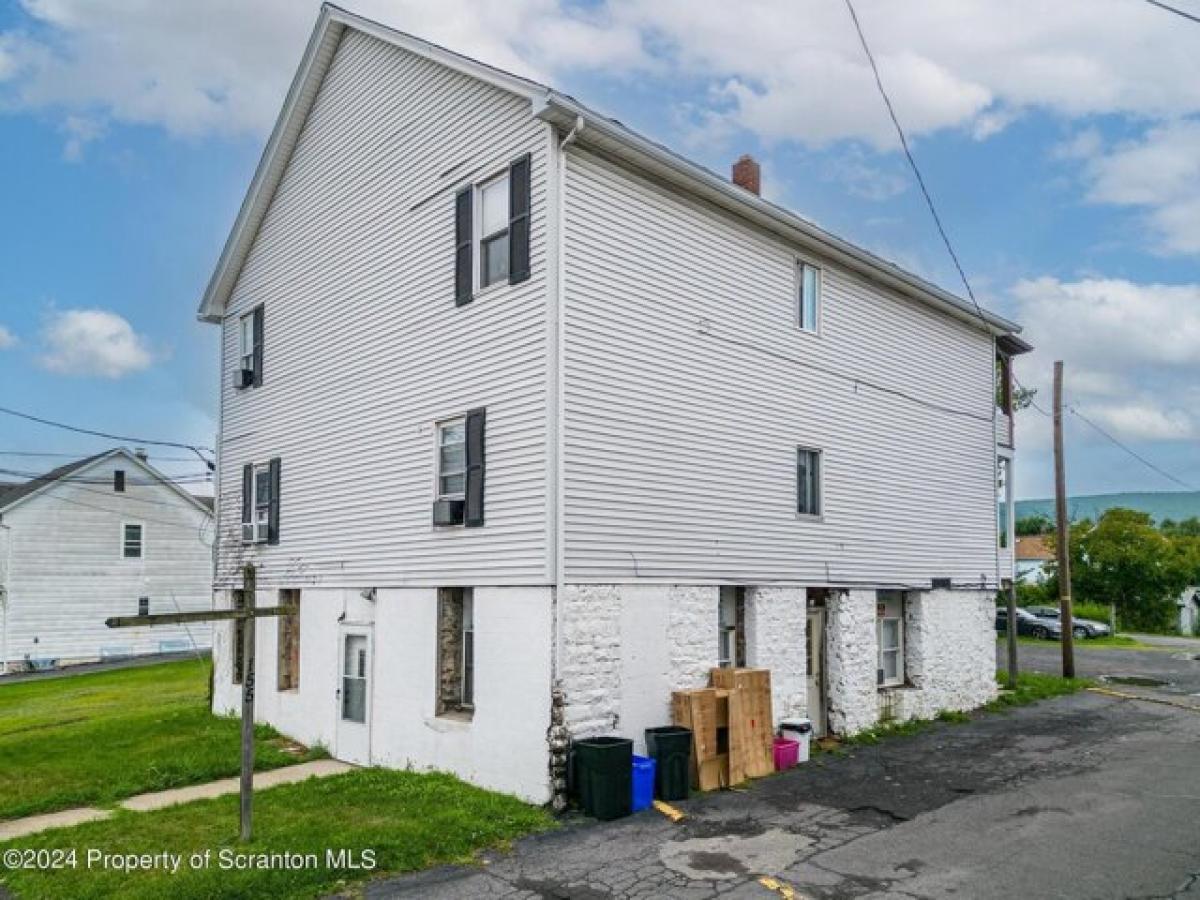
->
{"left": 535, "top": 93, "right": 1022, "bottom": 339}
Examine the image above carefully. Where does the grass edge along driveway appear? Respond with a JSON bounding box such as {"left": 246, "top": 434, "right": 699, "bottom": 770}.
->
{"left": 0, "top": 768, "right": 555, "bottom": 900}
{"left": 0, "top": 659, "right": 323, "bottom": 821}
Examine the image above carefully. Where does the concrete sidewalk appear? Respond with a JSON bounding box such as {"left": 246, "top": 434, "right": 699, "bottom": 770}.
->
{"left": 0, "top": 759, "right": 351, "bottom": 841}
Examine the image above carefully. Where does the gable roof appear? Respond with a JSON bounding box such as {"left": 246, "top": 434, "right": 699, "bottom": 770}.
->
{"left": 0, "top": 449, "right": 214, "bottom": 518}
{"left": 197, "top": 3, "right": 1024, "bottom": 344}
{"left": 1015, "top": 534, "right": 1055, "bottom": 561}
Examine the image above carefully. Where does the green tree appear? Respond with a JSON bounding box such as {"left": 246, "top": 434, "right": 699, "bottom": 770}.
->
{"left": 1015, "top": 514, "right": 1054, "bottom": 536}
{"left": 1047, "top": 509, "right": 1193, "bottom": 632}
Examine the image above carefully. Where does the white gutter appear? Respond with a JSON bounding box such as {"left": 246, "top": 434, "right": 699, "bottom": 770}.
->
{"left": 0, "top": 522, "right": 11, "bottom": 674}
{"left": 532, "top": 93, "right": 1021, "bottom": 339}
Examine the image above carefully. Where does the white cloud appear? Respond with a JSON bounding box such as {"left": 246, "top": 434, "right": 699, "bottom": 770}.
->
{"left": 1072, "top": 119, "right": 1200, "bottom": 255}
{"left": 0, "top": 325, "right": 16, "bottom": 349}
{"left": 39, "top": 309, "right": 154, "bottom": 378}
{"left": 60, "top": 114, "right": 103, "bottom": 161}
{"left": 4, "top": 0, "right": 1200, "bottom": 155}
{"left": 824, "top": 148, "right": 908, "bottom": 201}
{"left": 1011, "top": 277, "right": 1200, "bottom": 446}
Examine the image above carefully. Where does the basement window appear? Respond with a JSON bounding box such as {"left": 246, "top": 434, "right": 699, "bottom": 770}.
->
{"left": 436, "top": 587, "right": 474, "bottom": 718}
{"left": 232, "top": 590, "right": 246, "bottom": 685}
{"left": 277, "top": 589, "right": 300, "bottom": 691}
{"left": 717, "top": 586, "right": 746, "bottom": 668}
{"left": 877, "top": 591, "right": 906, "bottom": 688}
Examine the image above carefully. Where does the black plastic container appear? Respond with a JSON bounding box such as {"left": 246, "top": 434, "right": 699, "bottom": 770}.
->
{"left": 645, "top": 726, "right": 693, "bottom": 801}
{"left": 573, "top": 736, "right": 633, "bottom": 820}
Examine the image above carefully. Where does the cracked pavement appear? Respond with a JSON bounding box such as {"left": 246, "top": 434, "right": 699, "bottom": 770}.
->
{"left": 366, "top": 647, "right": 1200, "bottom": 900}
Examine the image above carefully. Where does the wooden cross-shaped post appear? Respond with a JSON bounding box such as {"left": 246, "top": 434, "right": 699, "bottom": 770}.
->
{"left": 105, "top": 564, "right": 294, "bottom": 842}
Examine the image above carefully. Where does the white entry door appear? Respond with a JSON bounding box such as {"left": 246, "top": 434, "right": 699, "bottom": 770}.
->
{"left": 806, "top": 608, "right": 827, "bottom": 737}
{"left": 335, "top": 626, "right": 372, "bottom": 765}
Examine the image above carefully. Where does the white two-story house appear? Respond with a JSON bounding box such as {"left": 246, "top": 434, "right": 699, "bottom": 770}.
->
{"left": 201, "top": 5, "right": 1029, "bottom": 805}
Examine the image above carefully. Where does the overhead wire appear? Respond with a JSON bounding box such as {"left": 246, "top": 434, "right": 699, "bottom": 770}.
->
{"left": 1145, "top": 0, "right": 1200, "bottom": 24}
{"left": 0, "top": 405, "right": 214, "bottom": 466}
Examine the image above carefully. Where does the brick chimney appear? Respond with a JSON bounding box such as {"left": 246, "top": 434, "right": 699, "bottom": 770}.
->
{"left": 731, "top": 154, "right": 761, "bottom": 195}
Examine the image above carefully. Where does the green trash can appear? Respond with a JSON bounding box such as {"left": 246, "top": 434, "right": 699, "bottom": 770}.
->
{"left": 645, "top": 726, "right": 692, "bottom": 801}
{"left": 573, "top": 736, "right": 633, "bottom": 820}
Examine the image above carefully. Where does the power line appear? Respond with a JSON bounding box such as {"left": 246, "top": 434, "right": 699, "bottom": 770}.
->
{"left": 1065, "top": 405, "right": 1197, "bottom": 491}
{"left": 26, "top": 487, "right": 215, "bottom": 545}
{"left": 0, "top": 467, "right": 214, "bottom": 485}
{"left": 1145, "top": 0, "right": 1200, "bottom": 24}
{"left": 0, "top": 405, "right": 214, "bottom": 463}
{"left": 1012, "top": 373, "right": 1196, "bottom": 491}
{"left": 703, "top": 327, "right": 993, "bottom": 423}
{"left": 0, "top": 450, "right": 204, "bottom": 463}
{"left": 841, "top": 0, "right": 988, "bottom": 326}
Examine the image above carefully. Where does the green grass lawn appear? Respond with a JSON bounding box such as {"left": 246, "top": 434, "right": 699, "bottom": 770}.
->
{"left": 0, "top": 768, "right": 555, "bottom": 900}
{"left": 0, "top": 659, "right": 322, "bottom": 820}
{"left": 996, "top": 633, "right": 1151, "bottom": 650}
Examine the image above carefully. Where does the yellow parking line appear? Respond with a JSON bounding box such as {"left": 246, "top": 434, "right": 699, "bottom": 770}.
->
{"left": 652, "top": 800, "right": 685, "bottom": 822}
{"left": 759, "top": 875, "right": 806, "bottom": 898}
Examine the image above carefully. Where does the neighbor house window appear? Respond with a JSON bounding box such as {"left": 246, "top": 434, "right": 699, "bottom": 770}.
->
{"left": 138, "top": 596, "right": 149, "bottom": 617}
{"left": 877, "top": 591, "right": 906, "bottom": 688}
{"left": 122, "top": 523, "right": 143, "bottom": 559}
{"left": 237, "top": 306, "right": 263, "bottom": 388}
{"left": 478, "top": 172, "right": 510, "bottom": 289}
{"left": 718, "top": 586, "right": 746, "bottom": 668}
{"left": 796, "top": 447, "right": 822, "bottom": 517}
{"left": 437, "top": 419, "right": 466, "bottom": 500}
{"left": 277, "top": 589, "right": 300, "bottom": 691}
{"left": 114, "top": 469, "right": 125, "bottom": 492}
{"left": 436, "top": 587, "right": 475, "bottom": 717}
{"left": 797, "top": 261, "right": 820, "bottom": 332}
{"left": 232, "top": 590, "right": 246, "bottom": 685}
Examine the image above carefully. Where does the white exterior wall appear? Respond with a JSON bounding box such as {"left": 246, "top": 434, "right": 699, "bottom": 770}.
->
{"left": 883, "top": 589, "right": 997, "bottom": 722}
{"left": 825, "top": 589, "right": 880, "bottom": 735}
{"left": 559, "top": 583, "right": 719, "bottom": 755}
{"left": 213, "top": 585, "right": 553, "bottom": 802}
{"left": 1, "top": 454, "right": 213, "bottom": 667}
{"left": 744, "top": 586, "right": 807, "bottom": 721}
{"left": 214, "top": 27, "right": 552, "bottom": 591}
{"left": 561, "top": 148, "right": 1002, "bottom": 587}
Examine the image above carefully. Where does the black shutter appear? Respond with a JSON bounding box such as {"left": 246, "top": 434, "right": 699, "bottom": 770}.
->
{"left": 241, "top": 464, "right": 253, "bottom": 540}
{"left": 252, "top": 305, "right": 264, "bottom": 387}
{"left": 455, "top": 188, "right": 473, "bottom": 306}
{"left": 508, "top": 154, "right": 531, "bottom": 284}
{"left": 267, "top": 457, "right": 281, "bottom": 545}
{"left": 464, "top": 408, "right": 486, "bottom": 527}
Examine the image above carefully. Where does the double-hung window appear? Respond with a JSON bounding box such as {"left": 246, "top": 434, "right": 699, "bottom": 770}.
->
{"left": 122, "top": 523, "right": 144, "bottom": 559}
{"left": 237, "top": 306, "right": 263, "bottom": 388}
{"left": 877, "top": 591, "right": 906, "bottom": 687}
{"left": 241, "top": 458, "right": 280, "bottom": 544}
{"left": 796, "top": 447, "right": 822, "bottom": 517}
{"left": 797, "top": 260, "right": 821, "bottom": 332}
{"left": 717, "top": 586, "right": 746, "bottom": 668}
{"left": 437, "top": 419, "right": 466, "bottom": 500}
{"left": 478, "top": 173, "right": 510, "bottom": 289}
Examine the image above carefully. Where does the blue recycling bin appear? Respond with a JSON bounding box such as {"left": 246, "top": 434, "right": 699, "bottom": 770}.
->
{"left": 631, "top": 755, "right": 656, "bottom": 812}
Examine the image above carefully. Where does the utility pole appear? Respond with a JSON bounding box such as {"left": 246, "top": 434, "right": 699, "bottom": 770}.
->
{"left": 239, "top": 564, "right": 256, "bottom": 842}
{"left": 1005, "top": 577, "right": 1018, "bottom": 689}
{"left": 106, "top": 563, "right": 292, "bottom": 842}
{"left": 1053, "top": 361, "right": 1075, "bottom": 678}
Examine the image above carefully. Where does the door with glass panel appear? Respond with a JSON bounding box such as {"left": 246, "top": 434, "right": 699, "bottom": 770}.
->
{"left": 335, "top": 627, "right": 372, "bottom": 765}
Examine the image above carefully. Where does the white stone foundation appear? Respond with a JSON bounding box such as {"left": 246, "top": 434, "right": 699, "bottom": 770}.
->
{"left": 825, "top": 589, "right": 880, "bottom": 735}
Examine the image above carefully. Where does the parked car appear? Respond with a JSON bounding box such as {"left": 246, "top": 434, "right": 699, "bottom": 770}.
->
{"left": 995, "top": 607, "right": 1062, "bottom": 640}
{"left": 1025, "top": 606, "right": 1111, "bottom": 639}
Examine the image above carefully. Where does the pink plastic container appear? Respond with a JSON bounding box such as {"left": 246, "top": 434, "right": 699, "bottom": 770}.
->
{"left": 773, "top": 737, "right": 800, "bottom": 771}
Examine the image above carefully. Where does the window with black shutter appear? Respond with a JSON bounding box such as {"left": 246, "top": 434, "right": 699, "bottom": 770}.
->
{"left": 508, "top": 153, "right": 531, "bottom": 284}
{"left": 241, "top": 459, "right": 279, "bottom": 544}
{"left": 464, "top": 408, "right": 486, "bottom": 528}
{"left": 455, "top": 155, "right": 532, "bottom": 305}
{"left": 237, "top": 305, "right": 264, "bottom": 388}
{"left": 113, "top": 469, "right": 125, "bottom": 492}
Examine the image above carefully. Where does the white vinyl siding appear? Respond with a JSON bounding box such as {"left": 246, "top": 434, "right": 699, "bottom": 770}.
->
{"left": 1, "top": 453, "right": 213, "bottom": 666}
{"left": 215, "top": 29, "right": 549, "bottom": 589}
{"left": 561, "top": 148, "right": 998, "bottom": 585}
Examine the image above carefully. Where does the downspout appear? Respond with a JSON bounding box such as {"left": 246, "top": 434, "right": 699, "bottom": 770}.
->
{"left": 0, "top": 522, "right": 11, "bottom": 675}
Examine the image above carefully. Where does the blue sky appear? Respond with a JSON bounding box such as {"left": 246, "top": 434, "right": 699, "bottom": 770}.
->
{"left": 0, "top": 0, "right": 1198, "bottom": 499}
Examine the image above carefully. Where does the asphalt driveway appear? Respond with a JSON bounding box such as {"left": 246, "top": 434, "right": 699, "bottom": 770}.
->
{"left": 368, "top": 679, "right": 1200, "bottom": 899}
{"left": 1004, "top": 633, "right": 1200, "bottom": 696}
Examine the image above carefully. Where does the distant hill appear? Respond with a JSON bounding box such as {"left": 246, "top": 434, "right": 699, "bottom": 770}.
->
{"left": 1016, "top": 491, "right": 1200, "bottom": 525}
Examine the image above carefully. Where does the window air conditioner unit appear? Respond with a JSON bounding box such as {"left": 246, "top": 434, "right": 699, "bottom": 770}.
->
{"left": 432, "top": 499, "right": 465, "bottom": 526}
{"left": 242, "top": 522, "right": 269, "bottom": 544}
{"left": 238, "top": 368, "right": 255, "bottom": 388}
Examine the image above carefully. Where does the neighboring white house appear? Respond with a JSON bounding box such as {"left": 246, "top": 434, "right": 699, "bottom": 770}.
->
{"left": 200, "top": 6, "right": 1031, "bottom": 805}
{"left": 0, "top": 448, "right": 214, "bottom": 672}
{"left": 1015, "top": 534, "right": 1055, "bottom": 584}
